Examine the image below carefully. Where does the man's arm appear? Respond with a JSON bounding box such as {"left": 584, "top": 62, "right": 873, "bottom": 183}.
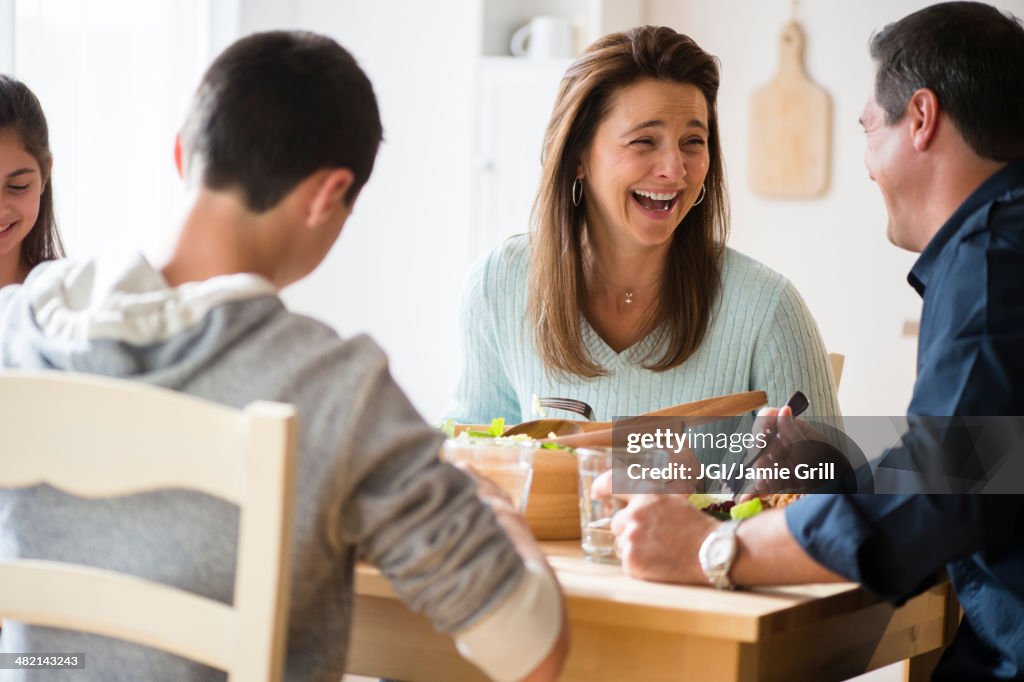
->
{"left": 456, "top": 472, "right": 568, "bottom": 681}
{"left": 609, "top": 489, "right": 1024, "bottom": 596}
{"left": 335, "top": 344, "right": 566, "bottom": 681}
{"left": 479, "top": 494, "right": 569, "bottom": 681}
{"left": 606, "top": 492, "right": 842, "bottom": 585}
{"left": 785, "top": 494, "right": 1024, "bottom": 602}
{"left": 732, "top": 507, "right": 844, "bottom": 585}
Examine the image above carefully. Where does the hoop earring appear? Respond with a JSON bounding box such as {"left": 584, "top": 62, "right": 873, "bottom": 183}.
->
{"left": 692, "top": 183, "right": 707, "bottom": 207}
{"left": 571, "top": 177, "right": 583, "bottom": 207}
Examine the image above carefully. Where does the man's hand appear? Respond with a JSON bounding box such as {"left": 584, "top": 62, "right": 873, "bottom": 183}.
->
{"left": 591, "top": 471, "right": 717, "bottom": 584}
{"left": 612, "top": 493, "right": 718, "bottom": 583}
{"left": 740, "top": 405, "right": 840, "bottom": 496}
{"left": 591, "top": 468, "right": 845, "bottom": 587}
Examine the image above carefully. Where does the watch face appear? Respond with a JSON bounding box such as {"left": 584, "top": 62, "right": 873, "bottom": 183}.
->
{"left": 707, "top": 536, "right": 735, "bottom": 567}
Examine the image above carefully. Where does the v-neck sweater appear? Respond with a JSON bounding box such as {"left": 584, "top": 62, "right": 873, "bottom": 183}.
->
{"left": 447, "top": 235, "right": 840, "bottom": 423}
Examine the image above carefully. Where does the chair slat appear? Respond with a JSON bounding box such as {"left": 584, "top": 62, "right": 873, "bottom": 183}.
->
{"left": 0, "top": 559, "right": 234, "bottom": 670}
{"left": 0, "top": 372, "right": 244, "bottom": 502}
{"left": 0, "top": 370, "right": 298, "bottom": 681}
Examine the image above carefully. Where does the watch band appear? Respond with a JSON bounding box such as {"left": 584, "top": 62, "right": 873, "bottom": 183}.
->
{"left": 699, "top": 518, "right": 744, "bottom": 590}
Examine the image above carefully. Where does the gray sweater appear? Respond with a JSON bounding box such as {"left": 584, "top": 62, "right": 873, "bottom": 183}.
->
{"left": 0, "top": 254, "right": 532, "bottom": 681}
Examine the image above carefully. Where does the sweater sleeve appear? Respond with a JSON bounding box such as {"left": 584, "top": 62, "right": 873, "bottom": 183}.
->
{"left": 334, "top": 347, "right": 530, "bottom": 634}
{"left": 751, "top": 279, "right": 841, "bottom": 418}
{"left": 786, "top": 493, "right": 1024, "bottom": 604}
{"left": 445, "top": 250, "right": 523, "bottom": 424}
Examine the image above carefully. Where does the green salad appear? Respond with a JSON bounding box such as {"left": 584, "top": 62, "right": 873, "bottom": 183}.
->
{"left": 438, "top": 418, "right": 574, "bottom": 451}
{"left": 687, "top": 494, "right": 763, "bottom": 521}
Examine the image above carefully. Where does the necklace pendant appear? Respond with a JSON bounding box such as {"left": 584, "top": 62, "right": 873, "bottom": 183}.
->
{"left": 625, "top": 291, "right": 633, "bottom": 304}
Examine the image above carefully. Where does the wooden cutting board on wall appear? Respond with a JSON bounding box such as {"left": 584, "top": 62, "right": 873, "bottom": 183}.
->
{"left": 748, "top": 21, "right": 831, "bottom": 198}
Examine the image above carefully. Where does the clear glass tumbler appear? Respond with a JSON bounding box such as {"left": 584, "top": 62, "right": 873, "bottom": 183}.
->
{"left": 577, "top": 448, "right": 625, "bottom": 563}
{"left": 442, "top": 437, "right": 536, "bottom": 513}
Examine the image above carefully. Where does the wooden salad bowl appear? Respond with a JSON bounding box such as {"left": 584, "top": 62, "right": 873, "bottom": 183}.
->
{"left": 449, "top": 390, "right": 770, "bottom": 540}
{"left": 524, "top": 446, "right": 580, "bottom": 540}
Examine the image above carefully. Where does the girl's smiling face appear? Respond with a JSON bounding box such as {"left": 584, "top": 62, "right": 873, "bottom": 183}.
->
{"left": 579, "top": 78, "right": 710, "bottom": 250}
{"left": 0, "top": 127, "right": 45, "bottom": 270}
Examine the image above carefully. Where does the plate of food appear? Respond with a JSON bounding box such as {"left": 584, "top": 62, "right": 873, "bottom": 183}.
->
{"left": 687, "top": 493, "right": 804, "bottom": 520}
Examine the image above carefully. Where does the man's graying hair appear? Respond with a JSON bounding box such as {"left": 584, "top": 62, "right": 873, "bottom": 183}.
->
{"left": 870, "top": 1, "right": 1024, "bottom": 161}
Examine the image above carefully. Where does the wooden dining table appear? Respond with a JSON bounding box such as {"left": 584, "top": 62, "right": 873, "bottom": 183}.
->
{"left": 346, "top": 541, "right": 959, "bottom": 682}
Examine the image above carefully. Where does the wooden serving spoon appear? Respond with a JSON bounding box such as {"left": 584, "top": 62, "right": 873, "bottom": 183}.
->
{"left": 542, "top": 390, "right": 770, "bottom": 448}
{"left": 501, "top": 418, "right": 587, "bottom": 438}
{"left": 501, "top": 390, "right": 769, "bottom": 440}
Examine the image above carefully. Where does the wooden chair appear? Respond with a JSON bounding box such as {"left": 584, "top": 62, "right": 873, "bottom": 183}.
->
{"left": 828, "top": 352, "right": 845, "bottom": 391}
{"left": 0, "top": 371, "right": 298, "bottom": 682}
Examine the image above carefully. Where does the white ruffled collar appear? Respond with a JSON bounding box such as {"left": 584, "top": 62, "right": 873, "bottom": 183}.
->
{"left": 27, "top": 253, "right": 277, "bottom": 346}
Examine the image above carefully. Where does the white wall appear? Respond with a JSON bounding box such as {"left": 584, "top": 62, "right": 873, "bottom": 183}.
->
{"left": 0, "top": 0, "right": 13, "bottom": 72}
{"left": 13, "top": 0, "right": 218, "bottom": 266}
{"left": 241, "top": 0, "right": 1024, "bottom": 420}
{"left": 646, "top": 0, "right": 1024, "bottom": 416}
{"left": 239, "top": 0, "right": 480, "bottom": 422}
{"left": 25, "top": 1, "right": 1018, "bottom": 421}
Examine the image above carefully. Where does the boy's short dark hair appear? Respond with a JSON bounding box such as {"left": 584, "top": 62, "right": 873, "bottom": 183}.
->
{"left": 181, "top": 31, "right": 382, "bottom": 211}
{"left": 870, "top": 1, "right": 1024, "bottom": 161}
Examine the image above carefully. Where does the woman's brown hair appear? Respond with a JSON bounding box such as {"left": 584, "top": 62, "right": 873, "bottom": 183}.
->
{"left": 527, "top": 26, "right": 728, "bottom": 378}
{"left": 0, "top": 75, "right": 64, "bottom": 270}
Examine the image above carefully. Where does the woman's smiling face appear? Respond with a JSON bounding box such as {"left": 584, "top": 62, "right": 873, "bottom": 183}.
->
{"left": 579, "top": 78, "right": 710, "bottom": 250}
{"left": 0, "top": 127, "right": 44, "bottom": 269}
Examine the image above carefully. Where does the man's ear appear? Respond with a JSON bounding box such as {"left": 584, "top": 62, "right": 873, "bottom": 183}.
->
{"left": 174, "top": 134, "right": 184, "bottom": 179}
{"left": 307, "top": 169, "right": 356, "bottom": 228}
{"left": 907, "top": 88, "right": 939, "bottom": 152}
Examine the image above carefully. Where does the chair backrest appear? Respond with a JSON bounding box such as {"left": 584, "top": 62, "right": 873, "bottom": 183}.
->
{"left": 0, "top": 371, "right": 298, "bottom": 682}
{"left": 828, "top": 352, "right": 845, "bottom": 391}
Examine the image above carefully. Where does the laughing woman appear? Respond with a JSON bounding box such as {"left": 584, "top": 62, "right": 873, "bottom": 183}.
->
{"left": 0, "top": 75, "right": 64, "bottom": 286}
{"left": 448, "top": 26, "right": 839, "bottom": 424}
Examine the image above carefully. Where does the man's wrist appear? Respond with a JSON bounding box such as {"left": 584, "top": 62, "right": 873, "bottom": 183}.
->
{"left": 698, "top": 518, "right": 744, "bottom": 589}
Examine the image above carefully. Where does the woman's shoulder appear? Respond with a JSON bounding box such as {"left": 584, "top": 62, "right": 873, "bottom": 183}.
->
{"left": 717, "top": 247, "right": 807, "bottom": 320}
{"left": 485, "top": 233, "right": 531, "bottom": 270}
{"left": 720, "top": 247, "right": 793, "bottom": 297}
{"left": 467, "top": 234, "right": 530, "bottom": 287}
{"left": 462, "top": 233, "right": 531, "bottom": 309}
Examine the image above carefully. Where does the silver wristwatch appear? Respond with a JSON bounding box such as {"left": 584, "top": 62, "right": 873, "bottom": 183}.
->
{"left": 698, "top": 519, "right": 744, "bottom": 590}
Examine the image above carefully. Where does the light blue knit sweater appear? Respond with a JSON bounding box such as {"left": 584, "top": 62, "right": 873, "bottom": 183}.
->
{"left": 447, "top": 235, "right": 840, "bottom": 424}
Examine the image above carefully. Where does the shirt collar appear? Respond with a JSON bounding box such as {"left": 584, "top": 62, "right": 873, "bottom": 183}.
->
{"left": 908, "top": 159, "right": 1024, "bottom": 296}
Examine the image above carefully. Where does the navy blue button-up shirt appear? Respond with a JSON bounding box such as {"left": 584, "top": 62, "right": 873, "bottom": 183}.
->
{"left": 787, "top": 160, "right": 1024, "bottom": 680}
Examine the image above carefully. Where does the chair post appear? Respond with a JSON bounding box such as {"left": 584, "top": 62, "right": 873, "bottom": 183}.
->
{"left": 230, "top": 402, "right": 298, "bottom": 682}
{"left": 828, "top": 353, "right": 845, "bottom": 391}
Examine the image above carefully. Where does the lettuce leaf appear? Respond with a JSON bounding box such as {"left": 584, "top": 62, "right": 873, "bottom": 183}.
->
{"left": 487, "top": 418, "right": 505, "bottom": 437}
{"left": 730, "top": 498, "right": 763, "bottom": 520}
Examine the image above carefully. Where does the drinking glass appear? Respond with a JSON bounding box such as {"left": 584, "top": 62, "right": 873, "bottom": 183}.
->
{"left": 577, "top": 448, "right": 624, "bottom": 563}
{"left": 443, "top": 438, "right": 536, "bottom": 513}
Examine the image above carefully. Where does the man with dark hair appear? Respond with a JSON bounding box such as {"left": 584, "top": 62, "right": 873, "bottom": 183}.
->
{"left": 598, "top": 3, "right": 1024, "bottom": 679}
{"left": 0, "top": 31, "right": 567, "bottom": 681}
{"left": 179, "top": 31, "right": 383, "bottom": 211}
{"left": 869, "top": 1, "right": 1024, "bottom": 164}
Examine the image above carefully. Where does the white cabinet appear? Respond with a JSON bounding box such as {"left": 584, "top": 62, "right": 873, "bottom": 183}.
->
{"left": 471, "top": 58, "right": 567, "bottom": 255}
{"left": 470, "top": 0, "right": 646, "bottom": 258}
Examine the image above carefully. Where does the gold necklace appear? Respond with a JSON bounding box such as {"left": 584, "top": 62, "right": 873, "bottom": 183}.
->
{"left": 590, "top": 261, "right": 660, "bottom": 305}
